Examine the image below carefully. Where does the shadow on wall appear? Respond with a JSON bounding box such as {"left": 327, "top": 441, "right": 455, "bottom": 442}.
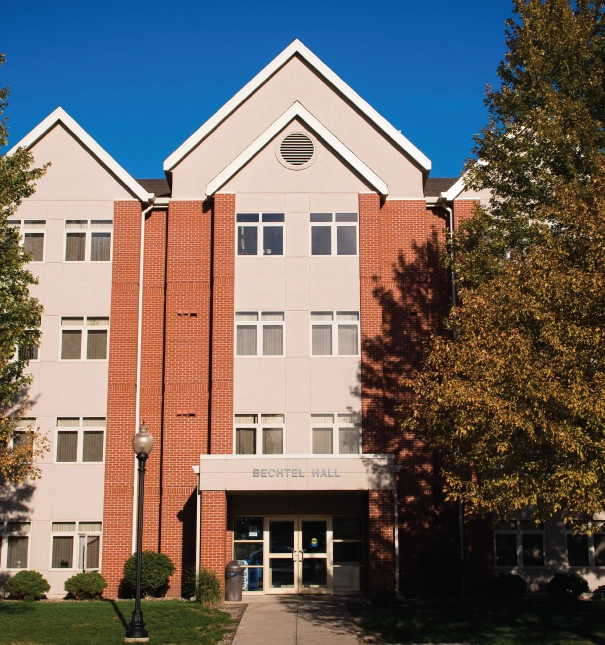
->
{"left": 177, "top": 490, "right": 197, "bottom": 597}
{"left": 0, "top": 481, "right": 35, "bottom": 518}
{"left": 353, "top": 227, "right": 472, "bottom": 597}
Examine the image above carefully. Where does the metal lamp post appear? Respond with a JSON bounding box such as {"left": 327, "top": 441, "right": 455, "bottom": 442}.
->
{"left": 125, "top": 422, "right": 154, "bottom": 643}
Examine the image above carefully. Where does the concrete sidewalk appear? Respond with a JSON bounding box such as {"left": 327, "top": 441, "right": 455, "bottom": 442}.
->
{"left": 232, "top": 595, "right": 360, "bottom": 645}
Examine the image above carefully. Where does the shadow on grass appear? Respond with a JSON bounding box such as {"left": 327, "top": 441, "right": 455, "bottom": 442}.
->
{"left": 109, "top": 600, "right": 129, "bottom": 629}
{"left": 349, "top": 599, "right": 605, "bottom": 645}
{"left": 0, "top": 602, "right": 35, "bottom": 615}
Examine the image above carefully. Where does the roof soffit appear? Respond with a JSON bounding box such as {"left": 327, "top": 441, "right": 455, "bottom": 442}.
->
{"left": 8, "top": 107, "right": 152, "bottom": 202}
{"left": 165, "top": 39, "right": 431, "bottom": 174}
{"left": 206, "top": 102, "right": 388, "bottom": 197}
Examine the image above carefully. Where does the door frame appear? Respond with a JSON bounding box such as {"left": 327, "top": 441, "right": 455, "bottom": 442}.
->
{"left": 264, "top": 516, "right": 333, "bottom": 595}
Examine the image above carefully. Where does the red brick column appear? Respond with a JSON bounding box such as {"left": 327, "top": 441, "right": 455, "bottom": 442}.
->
{"left": 368, "top": 490, "right": 395, "bottom": 593}
{"left": 160, "top": 200, "right": 212, "bottom": 596}
{"left": 201, "top": 491, "right": 228, "bottom": 588}
{"left": 103, "top": 200, "right": 143, "bottom": 597}
{"left": 209, "top": 193, "right": 235, "bottom": 455}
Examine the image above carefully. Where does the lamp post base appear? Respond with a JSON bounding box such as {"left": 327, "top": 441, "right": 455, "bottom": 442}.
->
{"left": 125, "top": 609, "right": 148, "bottom": 642}
{"left": 124, "top": 639, "right": 149, "bottom": 643}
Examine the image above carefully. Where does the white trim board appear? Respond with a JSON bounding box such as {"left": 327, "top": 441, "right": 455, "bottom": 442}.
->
{"left": 7, "top": 107, "right": 152, "bottom": 203}
{"left": 164, "top": 39, "right": 431, "bottom": 174}
{"left": 206, "top": 101, "right": 388, "bottom": 197}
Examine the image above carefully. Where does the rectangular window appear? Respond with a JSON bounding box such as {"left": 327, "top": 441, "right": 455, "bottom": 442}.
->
{"left": 234, "top": 517, "right": 264, "bottom": 591}
{"left": 495, "top": 533, "right": 518, "bottom": 567}
{"left": 61, "top": 317, "right": 109, "bottom": 361}
{"left": 7, "top": 536, "right": 29, "bottom": 569}
{"left": 310, "top": 213, "right": 358, "bottom": 256}
{"left": 312, "top": 428, "right": 333, "bottom": 454}
{"left": 311, "top": 311, "right": 359, "bottom": 356}
{"left": 234, "top": 414, "right": 285, "bottom": 455}
{"left": 21, "top": 220, "right": 46, "bottom": 262}
{"left": 78, "top": 522, "right": 102, "bottom": 570}
{"left": 17, "top": 346, "right": 39, "bottom": 361}
{"left": 522, "top": 533, "right": 544, "bottom": 567}
{"left": 311, "top": 412, "right": 361, "bottom": 455}
{"left": 567, "top": 534, "right": 590, "bottom": 567}
{"left": 237, "top": 213, "right": 284, "bottom": 256}
{"left": 52, "top": 536, "right": 74, "bottom": 568}
{"left": 55, "top": 418, "right": 105, "bottom": 463}
{"left": 494, "top": 519, "right": 545, "bottom": 568}
{"left": 236, "top": 312, "right": 284, "bottom": 357}
{"left": 65, "top": 220, "right": 113, "bottom": 262}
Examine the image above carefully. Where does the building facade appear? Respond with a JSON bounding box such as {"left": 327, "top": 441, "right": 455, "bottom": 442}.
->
{"left": 2, "top": 41, "right": 604, "bottom": 598}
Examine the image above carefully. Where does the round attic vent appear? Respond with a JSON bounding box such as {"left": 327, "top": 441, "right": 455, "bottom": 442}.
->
{"left": 279, "top": 133, "right": 315, "bottom": 166}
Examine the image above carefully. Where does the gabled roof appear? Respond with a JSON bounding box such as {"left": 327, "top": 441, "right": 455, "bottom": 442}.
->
{"left": 206, "top": 101, "right": 389, "bottom": 197}
{"left": 442, "top": 175, "right": 466, "bottom": 201}
{"left": 424, "top": 177, "right": 459, "bottom": 198}
{"left": 8, "top": 107, "right": 152, "bottom": 202}
{"left": 164, "top": 39, "right": 431, "bottom": 174}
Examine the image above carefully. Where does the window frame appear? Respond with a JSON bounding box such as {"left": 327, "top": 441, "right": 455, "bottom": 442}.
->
{"left": 493, "top": 519, "right": 546, "bottom": 569}
{"left": 7, "top": 219, "right": 46, "bottom": 263}
{"left": 235, "top": 213, "right": 285, "bottom": 257}
{"left": 310, "top": 311, "right": 360, "bottom": 357}
{"left": 233, "top": 414, "right": 286, "bottom": 455}
{"left": 59, "top": 317, "right": 110, "bottom": 362}
{"left": 234, "top": 311, "right": 285, "bottom": 358}
{"left": 63, "top": 219, "right": 113, "bottom": 263}
{"left": 309, "top": 213, "right": 359, "bottom": 257}
{"left": 310, "top": 413, "right": 362, "bottom": 455}
{"left": 54, "top": 417, "right": 106, "bottom": 464}
{"left": 0, "top": 521, "right": 31, "bottom": 570}
{"left": 565, "top": 521, "right": 605, "bottom": 568}
{"left": 50, "top": 521, "right": 103, "bottom": 571}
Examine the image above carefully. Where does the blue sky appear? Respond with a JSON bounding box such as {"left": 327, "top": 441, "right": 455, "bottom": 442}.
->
{"left": 3, "top": 0, "right": 512, "bottom": 179}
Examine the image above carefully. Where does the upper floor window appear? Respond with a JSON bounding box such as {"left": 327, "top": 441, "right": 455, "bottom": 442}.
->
{"left": 65, "top": 220, "right": 113, "bottom": 262}
{"left": 7, "top": 220, "right": 46, "bottom": 262}
{"left": 235, "top": 312, "right": 284, "bottom": 356}
{"left": 237, "top": 213, "right": 284, "bottom": 256}
{"left": 310, "top": 213, "right": 358, "bottom": 256}
{"left": 311, "top": 413, "right": 361, "bottom": 455}
{"left": 55, "top": 417, "right": 106, "bottom": 463}
{"left": 60, "top": 317, "right": 109, "bottom": 360}
{"left": 235, "top": 414, "right": 284, "bottom": 455}
{"left": 311, "top": 312, "right": 359, "bottom": 356}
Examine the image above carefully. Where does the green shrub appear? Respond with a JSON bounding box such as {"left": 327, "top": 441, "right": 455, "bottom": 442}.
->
{"left": 4, "top": 570, "right": 50, "bottom": 601}
{"left": 370, "top": 585, "right": 394, "bottom": 607}
{"left": 419, "top": 549, "right": 463, "bottom": 598}
{"left": 64, "top": 572, "right": 108, "bottom": 600}
{"left": 122, "top": 550, "right": 175, "bottom": 598}
{"left": 547, "top": 572, "right": 589, "bottom": 600}
{"left": 184, "top": 567, "right": 222, "bottom": 606}
{"left": 488, "top": 573, "right": 527, "bottom": 599}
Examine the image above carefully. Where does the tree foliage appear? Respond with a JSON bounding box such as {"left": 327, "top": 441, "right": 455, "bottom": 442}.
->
{"left": 0, "top": 53, "right": 48, "bottom": 482}
{"left": 403, "top": 1, "right": 605, "bottom": 524}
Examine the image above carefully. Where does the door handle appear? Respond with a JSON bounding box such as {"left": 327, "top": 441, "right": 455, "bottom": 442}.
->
{"left": 299, "top": 550, "right": 305, "bottom": 561}
{"left": 292, "top": 550, "right": 297, "bottom": 561}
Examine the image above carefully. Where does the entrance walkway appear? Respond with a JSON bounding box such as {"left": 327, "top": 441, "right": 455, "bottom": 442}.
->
{"left": 232, "top": 595, "right": 360, "bottom": 645}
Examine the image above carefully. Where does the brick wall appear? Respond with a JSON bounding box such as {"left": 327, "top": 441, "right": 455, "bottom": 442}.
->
{"left": 368, "top": 490, "right": 395, "bottom": 593}
{"left": 103, "top": 200, "right": 143, "bottom": 597}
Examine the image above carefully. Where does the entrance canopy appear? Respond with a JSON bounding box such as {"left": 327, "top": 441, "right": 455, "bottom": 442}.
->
{"left": 198, "top": 454, "right": 396, "bottom": 491}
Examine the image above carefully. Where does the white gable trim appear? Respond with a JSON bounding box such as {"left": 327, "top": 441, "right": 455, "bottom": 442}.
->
{"left": 442, "top": 175, "right": 466, "bottom": 202}
{"left": 165, "top": 39, "right": 431, "bottom": 174}
{"left": 206, "top": 102, "right": 388, "bottom": 197}
{"left": 7, "top": 107, "right": 152, "bottom": 202}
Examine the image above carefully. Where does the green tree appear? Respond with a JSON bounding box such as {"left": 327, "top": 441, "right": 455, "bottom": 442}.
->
{"left": 403, "top": 1, "right": 605, "bottom": 524}
{"left": 0, "top": 53, "right": 48, "bottom": 482}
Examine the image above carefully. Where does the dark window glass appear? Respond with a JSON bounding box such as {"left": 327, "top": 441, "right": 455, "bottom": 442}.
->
{"left": 24, "top": 233, "right": 44, "bottom": 261}
{"left": 236, "top": 428, "right": 256, "bottom": 454}
{"left": 594, "top": 535, "right": 605, "bottom": 566}
{"left": 66, "top": 233, "right": 86, "bottom": 261}
{"left": 301, "top": 520, "right": 327, "bottom": 553}
{"left": 7, "top": 536, "right": 28, "bottom": 568}
{"left": 237, "top": 226, "right": 257, "bottom": 255}
{"left": 82, "top": 431, "right": 104, "bottom": 462}
{"left": 234, "top": 543, "right": 264, "bottom": 566}
{"left": 335, "top": 213, "right": 358, "bottom": 222}
{"left": 61, "top": 330, "right": 82, "bottom": 360}
{"left": 311, "top": 227, "right": 331, "bottom": 255}
{"left": 87, "top": 330, "right": 108, "bottom": 360}
{"left": 18, "top": 346, "right": 38, "bottom": 361}
{"left": 334, "top": 542, "right": 362, "bottom": 564}
{"left": 522, "top": 533, "right": 544, "bottom": 566}
{"left": 269, "top": 520, "right": 294, "bottom": 553}
{"left": 567, "top": 534, "right": 589, "bottom": 567}
{"left": 237, "top": 213, "right": 259, "bottom": 222}
{"left": 495, "top": 534, "right": 518, "bottom": 566}
{"left": 52, "top": 536, "right": 73, "bottom": 568}
{"left": 91, "top": 233, "right": 111, "bottom": 261}
{"left": 310, "top": 213, "right": 332, "bottom": 222}
{"left": 337, "top": 226, "right": 357, "bottom": 255}
{"left": 262, "top": 213, "right": 284, "bottom": 222}
{"left": 263, "top": 226, "right": 283, "bottom": 255}
{"left": 235, "top": 517, "right": 263, "bottom": 541}
{"left": 333, "top": 517, "right": 362, "bottom": 540}
{"left": 56, "top": 431, "right": 78, "bottom": 462}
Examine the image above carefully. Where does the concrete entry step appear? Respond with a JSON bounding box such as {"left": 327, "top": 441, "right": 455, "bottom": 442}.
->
{"left": 232, "top": 595, "right": 361, "bottom": 645}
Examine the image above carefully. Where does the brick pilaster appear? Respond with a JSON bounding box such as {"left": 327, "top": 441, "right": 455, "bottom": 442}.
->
{"left": 201, "top": 491, "right": 228, "bottom": 588}
{"left": 368, "top": 490, "right": 395, "bottom": 593}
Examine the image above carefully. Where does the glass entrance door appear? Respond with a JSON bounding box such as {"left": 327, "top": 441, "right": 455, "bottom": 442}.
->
{"left": 266, "top": 517, "right": 331, "bottom": 594}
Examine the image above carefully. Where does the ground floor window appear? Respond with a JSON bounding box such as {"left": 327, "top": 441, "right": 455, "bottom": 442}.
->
{"left": 1, "top": 522, "right": 31, "bottom": 569}
{"left": 234, "top": 517, "right": 264, "bottom": 591}
{"left": 51, "top": 521, "right": 102, "bottom": 570}
{"left": 566, "top": 522, "right": 605, "bottom": 568}
{"left": 494, "top": 520, "right": 545, "bottom": 568}
{"left": 332, "top": 517, "right": 363, "bottom": 592}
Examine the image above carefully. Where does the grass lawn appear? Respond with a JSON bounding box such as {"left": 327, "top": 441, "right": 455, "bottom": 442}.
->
{"left": 0, "top": 599, "right": 236, "bottom": 645}
{"left": 349, "top": 598, "right": 605, "bottom": 645}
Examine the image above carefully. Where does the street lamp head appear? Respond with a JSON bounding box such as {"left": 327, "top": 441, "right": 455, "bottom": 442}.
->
{"left": 132, "top": 421, "right": 154, "bottom": 456}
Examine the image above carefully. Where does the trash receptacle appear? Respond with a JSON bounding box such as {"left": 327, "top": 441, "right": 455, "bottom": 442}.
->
{"left": 225, "top": 560, "right": 243, "bottom": 601}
